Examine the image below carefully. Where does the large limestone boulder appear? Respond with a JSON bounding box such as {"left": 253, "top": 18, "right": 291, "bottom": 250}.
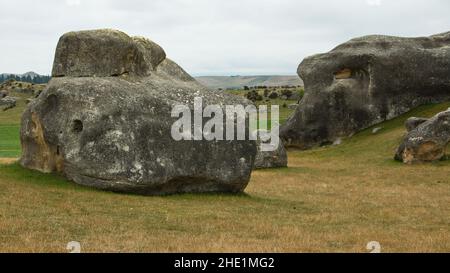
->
{"left": 281, "top": 32, "right": 450, "bottom": 149}
{"left": 395, "top": 109, "right": 450, "bottom": 164}
{"left": 20, "top": 29, "right": 256, "bottom": 195}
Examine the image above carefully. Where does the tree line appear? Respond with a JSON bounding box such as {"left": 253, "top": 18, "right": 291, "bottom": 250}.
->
{"left": 0, "top": 74, "right": 51, "bottom": 84}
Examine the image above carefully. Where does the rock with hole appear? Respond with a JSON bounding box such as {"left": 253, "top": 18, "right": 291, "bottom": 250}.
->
{"left": 281, "top": 32, "right": 450, "bottom": 149}
{"left": 20, "top": 29, "right": 256, "bottom": 195}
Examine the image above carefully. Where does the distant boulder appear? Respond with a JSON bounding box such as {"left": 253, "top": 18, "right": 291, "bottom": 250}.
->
{"left": 281, "top": 32, "right": 450, "bottom": 149}
{"left": 405, "top": 117, "right": 429, "bottom": 132}
{"left": 253, "top": 130, "right": 288, "bottom": 169}
{"left": 395, "top": 109, "right": 450, "bottom": 163}
{"left": 0, "top": 96, "right": 17, "bottom": 111}
{"left": 0, "top": 90, "right": 8, "bottom": 98}
{"left": 288, "top": 104, "right": 298, "bottom": 110}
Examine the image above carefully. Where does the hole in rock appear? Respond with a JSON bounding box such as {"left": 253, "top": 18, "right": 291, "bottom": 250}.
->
{"left": 72, "top": 120, "right": 83, "bottom": 133}
{"left": 334, "top": 68, "right": 352, "bottom": 80}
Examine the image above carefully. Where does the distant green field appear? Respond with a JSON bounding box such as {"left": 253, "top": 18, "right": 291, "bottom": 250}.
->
{"left": 0, "top": 124, "right": 20, "bottom": 158}
{"left": 226, "top": 89, "right": 300, "bottom": 126}
{"left": 0, "top": 91, "right": 25, "bottom": 158}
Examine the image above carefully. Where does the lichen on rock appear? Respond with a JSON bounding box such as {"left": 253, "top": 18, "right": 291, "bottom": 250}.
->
{"left": 20, "top": 29, "right": 256, "bottom": 195}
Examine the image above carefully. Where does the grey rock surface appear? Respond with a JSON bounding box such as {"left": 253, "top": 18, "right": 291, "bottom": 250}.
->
{"left": 372, "top": 127, "right": 383, "bottom": 134}
{"left": 52, "top": 29, "right": 158, "bottom": 77}
{"left": 288, "top": 92, "right": 302, "bottom": 102}
{"left": 288, "top": 104, "right": 298, "bottom": 110}
{"left": 395, "top": 109, "right": 450, "bottom": 163}
{"left": 20, "top": 29, "right": 256, "bottom": 195}
{"left": 253, "top": 130, "right": 288, "bottom": 169}
{"left": 0, "top": 90, "right": 8, "bottom": 98}
{"left": 281, "top": 32, "right": 450, "bottom": 149}
{"left": 405, "top": 117, "right": 429, "bottom": 132}
{"left": 0, "top": 96, "right": 17, "bottom": 111}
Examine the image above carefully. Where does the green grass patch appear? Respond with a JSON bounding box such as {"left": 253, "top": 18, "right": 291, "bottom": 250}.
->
{"left": 0, "top": 124, "right": 21, "bottom": 158}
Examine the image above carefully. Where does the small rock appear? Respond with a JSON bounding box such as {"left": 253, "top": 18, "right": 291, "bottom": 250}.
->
{"left": 405, "top": 117, "right": 428, "bottom": 132}
{"left": 372, "top": 127, "right": 383, "bottom": 134}
{"left": 333, "top": 138, "right": 342, "bottom": 145}
{"left": 253, "top": 130, "right": 288, "bottom": 169}
{"left": 0, "top": 90, "right": 8, "bottom": 98}
{"left": 395, "top": 109, "right": 450, "bottom": 163}
{"left": 0, "top": 96, "right": 17, "bottom": 111}
{"left": 288, "top": 104, "right": 298, "bottom": 110}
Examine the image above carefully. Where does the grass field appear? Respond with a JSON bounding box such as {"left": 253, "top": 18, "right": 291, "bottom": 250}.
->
{"left": 226, "top": 89, "right": 300, "bottom": 125}
{"left": 0, "top": 90, "right": 27, "bottom": 158}
{"left": 0, "top": 93, "right": 449, "bottom": 252}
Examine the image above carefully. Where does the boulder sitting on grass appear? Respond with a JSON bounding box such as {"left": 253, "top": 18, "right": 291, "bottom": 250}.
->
{"left": 254, "top": 130, "right": 288, "bottom": 169}
{"left": 405, "top": 117, "right": 429, "bottom": 132}
{"left": 20, "top": 29, "right": 256, "bottom": 195}
{"left": 0, "top": 90, "right": 8, "bottom": 98}
{"left": 281, "top": 31, "right": 450, "bottom": 150}
{"left": 395, "top": 108, "right": 450, "bottom": 164}
{"left": 0, "top": 96, "right": 17, "bottom": 111}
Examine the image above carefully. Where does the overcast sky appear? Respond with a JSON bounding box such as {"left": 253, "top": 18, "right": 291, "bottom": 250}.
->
{"left": 0, "top": 0, "right": 449, "bottom": 76}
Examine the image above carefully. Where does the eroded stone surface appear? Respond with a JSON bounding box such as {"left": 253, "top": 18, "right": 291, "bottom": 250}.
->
{"left": 0, "top": 96, "right": 16, "bottom": 111}
{"left": 21, "top": 29, "right": 256, "bottom": 195}
{"left": 395, "top": 109, "right": 450, "bottom": 163}
{"left": 253, "top": 130, "right": 287, "bottom": 169}
{"left": 281, "top": 32, "right": 450, "bottom": 149}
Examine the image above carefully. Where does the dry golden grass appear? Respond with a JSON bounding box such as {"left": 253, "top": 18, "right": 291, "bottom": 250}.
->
{"left": 0, "top": 103, "right": 449, "bottom": 253}
{"left": 0, "top": 158, "right": 16, "bottom": 164}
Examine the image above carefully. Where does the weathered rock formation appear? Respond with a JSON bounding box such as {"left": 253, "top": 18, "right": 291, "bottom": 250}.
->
{"left": 20, "top": 29, "right": 256, "bottom": 195}
{"left": 0, "top": 96, "right": 16, "bottom": 111}
{"left": 395, "top": 108, "right": 450, "bottom": 163}
{"left": 253, "top": 130, "right": 288, "bottom": 169}
{"left": 281, "top": 32, "right": 450, "bottom": 149}
{"left": 0, "top": 90, "right": 8, "bottom": 98}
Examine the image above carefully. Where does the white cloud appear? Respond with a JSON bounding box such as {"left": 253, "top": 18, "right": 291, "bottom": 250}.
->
{"left": 66, "top": 0, "right": 81, "bottom": 7}
{"left": 366, "top": 0, "right": 382, "bottom": 6}
{"left": 0, "top": 0, "right": 449, "bottom": 76}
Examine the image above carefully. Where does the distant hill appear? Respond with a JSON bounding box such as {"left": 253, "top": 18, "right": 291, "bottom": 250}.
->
{"left": 0, "top": 72, "right": 50, "bottom": 84}
{"left": 195, "top": 75, "right": 304, "bottom": 90}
